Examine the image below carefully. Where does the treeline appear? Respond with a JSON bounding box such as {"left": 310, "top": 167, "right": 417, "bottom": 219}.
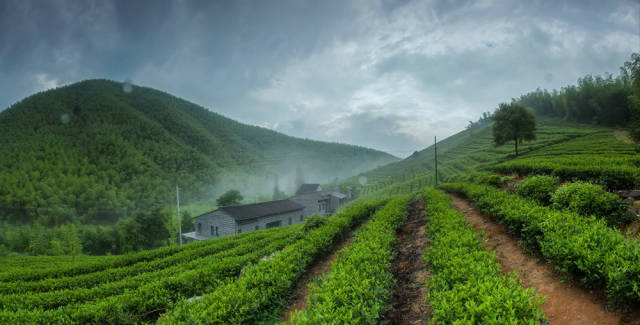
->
{"left": 515, "top": 53, "right": 640, "bottom": 140}
{"left": 0, "top": 210, "right": 194, "bottom": 256}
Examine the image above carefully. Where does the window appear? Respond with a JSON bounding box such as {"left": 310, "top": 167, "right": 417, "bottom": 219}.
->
{"left": 210, "top": 225, "right": 214, "bottom": 236}
{"left": 300, "top": 215, "right": 303, "bottom": 222}
{"left": 254, "top": 225, "right": 259, "bottom": 230}
{"left": 197, "top": 223, "right": 202, "bottom": 234}
{"left": 288, "top": 217, "right": 292, "bottom": 225}
{"left": 237, "top": 228, "right": 242, "bottom": 233}
{"left": 215, "top": 226, "right": 219, "bottom": 236}
{"left": 266, "top": 220, "right": 282, "bottom": 228}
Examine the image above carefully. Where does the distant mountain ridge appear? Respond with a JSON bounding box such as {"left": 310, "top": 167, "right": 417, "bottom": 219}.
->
{"left": 0, "top": 79, "right": 397, "bottom": 225}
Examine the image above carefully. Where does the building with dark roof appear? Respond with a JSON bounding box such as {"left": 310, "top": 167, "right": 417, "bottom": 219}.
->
{"left": 183, "top": 184, "right": 348, "bottom": 240}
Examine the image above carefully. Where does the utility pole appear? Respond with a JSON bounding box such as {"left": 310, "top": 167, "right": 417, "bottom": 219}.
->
{"left": 434, "top": 136, "right": 438, "bottom": 187}
{"left": 176, "top": 184, "right": 182, "bottom": 246}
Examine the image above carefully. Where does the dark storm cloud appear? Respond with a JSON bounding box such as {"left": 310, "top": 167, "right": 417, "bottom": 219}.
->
{"left": 0, "top": 0, "right": 638, "bottom": 156}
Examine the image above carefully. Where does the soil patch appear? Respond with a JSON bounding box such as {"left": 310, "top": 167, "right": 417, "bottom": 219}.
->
{"left": 614, "top": 130, "right": 634, "bottom": 144}
{"left": 383, "top": 198, "right": 432, "bottom": 324}
{"left": 450, "top": 194, "right": 640, "bottom": 325}
{"left": 280, "top": 229, "right": 357, "bottom": 324}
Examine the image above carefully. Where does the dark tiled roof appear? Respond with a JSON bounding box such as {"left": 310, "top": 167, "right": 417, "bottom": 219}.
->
{"left": 295, "top": 183, "right": 321, "bottom": 195}
{"left": 220, "top": 199, "right": 304, "bottom": 221}
{"left": 330, "top": 192, "right": 347, "bottom": 199}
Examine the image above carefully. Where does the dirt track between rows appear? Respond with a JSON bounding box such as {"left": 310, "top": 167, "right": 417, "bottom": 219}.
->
{"left": 383, "top": 198, "right": 431, "bottom": 324}
{"left": 280, "top": 228, "right": 357, "bottom": 324}
{"left": 450, "top": 194, "right": 640, "bottom": 325}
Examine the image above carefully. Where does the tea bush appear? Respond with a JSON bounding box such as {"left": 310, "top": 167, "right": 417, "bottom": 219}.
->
{"left": 292, "top": 196, "right": 410, "bottom": 324}
{"left": 440, "top": 182, "right": 640, "bottom": 306}
{"left": 422, "top": 188, "right": 545, "bottom": 324}
{"left": 514, "top": 175, "right": 558, "bottom": 205}
{"left": 551, "top": 182, "right": 630, "bottom": 226}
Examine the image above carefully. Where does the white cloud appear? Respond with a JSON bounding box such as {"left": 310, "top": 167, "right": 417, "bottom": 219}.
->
{"left": 34, "top": 73, "right": 59, "bottom": 91}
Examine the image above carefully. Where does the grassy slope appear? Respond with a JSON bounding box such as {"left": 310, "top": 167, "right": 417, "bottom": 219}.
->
{"left": 354, "top": 117, "right": 636, "bottom": 196}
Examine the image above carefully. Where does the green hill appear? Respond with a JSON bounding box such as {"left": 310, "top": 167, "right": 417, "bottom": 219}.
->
{"left": 0, "top": 79, "right": 397, "bottom": 226}
{"left": 351, "top": 117, "right": 638, "bottom": 197}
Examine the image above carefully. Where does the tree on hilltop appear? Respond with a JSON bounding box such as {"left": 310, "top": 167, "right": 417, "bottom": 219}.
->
{"left": 492, "top": 102, "right": 536, "bottom": 156}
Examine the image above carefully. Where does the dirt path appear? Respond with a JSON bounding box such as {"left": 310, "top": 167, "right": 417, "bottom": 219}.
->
{"left": 280, "top": 229, "right": 357, "bottom": 324}
{"left": 450, "top": 195, "right": 640, "bottom": 325}
{"left": 383, "top": 198, "right": 431, "bottom": 324}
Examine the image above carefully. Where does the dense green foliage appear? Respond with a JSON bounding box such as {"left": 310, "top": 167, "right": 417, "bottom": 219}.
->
{"left": 292, "top": 196, "right": 410, "bottom": 323}
{"left": 351, "top": 117, "right": 599, "bottom": 198}
{"left": 0, "top": 79, "right": 396, "bottom": 255}
{"left": 492, "top": 102, "right": 536, "bottom": 156}
{"left": 159, "top": 199, "right": 383, "bottom": 324}
{"left": 216, "top": 189, "right": 243, "bottom": 207}
{"left": 491, "top": 131, "right": 640, "bottom": 190}
{"left": 0, "top": 225, "right": 300, "bottom": 324}
{"left": 440, "top": 182, "right": 640, "bottom": 306}
{"left": 625, "top": 53, "right": 640, "bottom": 140}
{"left": 516, "top": 54, "right": 638, "bottom": 130}
{"left": 422, "top": 188, "right": 545, "bottom": 324}
{"left": 551, "top": 182, "right": 629, "bottom": 227}
{"left": 514, "top": 175, "right": 558, "bottom": 205}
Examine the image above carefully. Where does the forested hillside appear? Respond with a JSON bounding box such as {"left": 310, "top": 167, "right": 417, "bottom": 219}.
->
{"left": 0, "top": 79, "right": 396, "bottom": 254}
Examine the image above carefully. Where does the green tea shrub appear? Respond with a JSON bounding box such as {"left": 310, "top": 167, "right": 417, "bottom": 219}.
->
{"left": 301, "top": 215, "right": 327, "bottom": 233}
{"left": 551, "top": 182, "right": 630, "bottom": 226}
{"left": 515, "top": 175, "right": 558, "bottom": 205}
{"left": 159, "top": 199, "right": 385, "bottom": 324}
{"left": 440, "top": 182, "right": 640, "bottom": 306}
{"left": 422, "top": 188, "right": 545, "bottom": 323}
{"left": 466, "top": 172, "right": 503, "bottom": 187}
{"left": 292, "top": 196, "right": 410, "bottom": 324}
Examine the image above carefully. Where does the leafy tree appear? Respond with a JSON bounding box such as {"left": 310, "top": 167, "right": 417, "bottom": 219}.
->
{"left": 217, "top": 190, "right": 243, "bottom": 207}
{"left": 623, "top": 53, "right": 640, "bottom": 141}
{"left": 492, "top": 103, "right": 537, "bottom": 156}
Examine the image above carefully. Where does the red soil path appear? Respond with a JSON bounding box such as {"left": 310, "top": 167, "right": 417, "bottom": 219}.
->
{"left": 450, "top": 195, "right": 640, "bottom": 325}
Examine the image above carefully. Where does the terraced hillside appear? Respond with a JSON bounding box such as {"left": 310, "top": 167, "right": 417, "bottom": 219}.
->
{"left": 353, "top": 117, "right": 638, "bottom": 196}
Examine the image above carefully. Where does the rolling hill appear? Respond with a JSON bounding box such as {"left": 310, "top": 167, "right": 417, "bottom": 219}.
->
{"left": 0, "top": 79, "right": 397, "bottom": 226}
{"left": 350, "top": 117, "right": 639, "bottom": 198}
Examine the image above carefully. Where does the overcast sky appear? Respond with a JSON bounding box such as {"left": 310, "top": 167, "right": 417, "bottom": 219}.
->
{"left": 1, "top": 0, "right": 639, "bottom": 157}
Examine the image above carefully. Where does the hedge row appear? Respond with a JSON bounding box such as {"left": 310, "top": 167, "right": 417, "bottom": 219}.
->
{"left": 0, "top": 227, "right": 296, "bottom": 311}
{"left": 491, "top": 157, "right": 639, "bottom": 190}
{"left": 292, "top": 195, "right": 411, "bottom": 323}
{"left": 440, "top": 182, "right": 640, "bottom": 306}
{"left": 0, "top": 227, "right": 300, "bottom": 324}
{"left": 158, "top": 199, "right": 385, "bottom": 324}
{"left": 422, "top": 188, "right": 545, "bottom": 324}
{"left": 0, "top": 228, "right": 255, "bottom": 282}
{"left": 0, "top": 227, "right": 281, "bottom": 294}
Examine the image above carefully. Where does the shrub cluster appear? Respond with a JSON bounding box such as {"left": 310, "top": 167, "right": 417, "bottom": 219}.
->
{"left": 465, "top": 172, "right": 503, "bottom": 187}
{"left": 514, "top": 175, "right": 558, "bottom": 205}
{"left": 292, "top": 196, "right": 410, "bottom": 323}
{"left": 422, "top": 188, "right": 545, "bottom": 323}
{"left": 440, "top": 182, "right": 640, "bottom": 306}
{"left": 551, "top": 182, "right": 630, "bottom": 226}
